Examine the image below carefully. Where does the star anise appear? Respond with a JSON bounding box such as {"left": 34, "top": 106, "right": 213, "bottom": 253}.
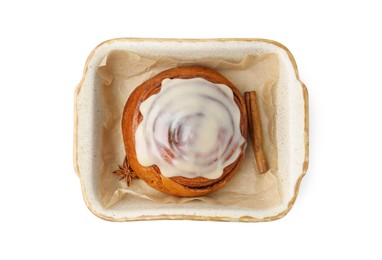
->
{"left": 112, "top": 156, "right": 137, "bottom": 186}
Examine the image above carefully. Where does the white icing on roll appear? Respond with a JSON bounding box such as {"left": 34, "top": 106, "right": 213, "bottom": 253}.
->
{"left": 135, "top": 77, "right": 245, "bottom": 179}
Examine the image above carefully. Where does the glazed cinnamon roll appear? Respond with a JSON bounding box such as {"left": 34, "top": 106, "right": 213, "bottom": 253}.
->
{"left": 122, "top": 67, "right": 247, "bottom": 197}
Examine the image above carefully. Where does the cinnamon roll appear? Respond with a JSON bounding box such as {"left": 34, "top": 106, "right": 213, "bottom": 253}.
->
{"left": 122, "top": 66, "right": 247, "bottom": 197}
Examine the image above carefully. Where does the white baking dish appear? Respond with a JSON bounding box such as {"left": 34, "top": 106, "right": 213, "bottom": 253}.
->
{"left": 74, "top": 38, "right": 308, "bottom": 222}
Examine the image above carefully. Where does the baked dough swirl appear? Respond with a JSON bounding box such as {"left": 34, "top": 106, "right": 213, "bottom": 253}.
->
{"left": 122, "top": 67, "right": 247, "bottom": 197}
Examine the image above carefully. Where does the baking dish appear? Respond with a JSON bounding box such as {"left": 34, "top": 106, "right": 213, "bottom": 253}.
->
{"left": 73, "top": 38, "right": 309, "bottom": 222}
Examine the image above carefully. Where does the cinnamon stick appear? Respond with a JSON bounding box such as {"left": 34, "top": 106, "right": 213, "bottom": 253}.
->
{"left": 244, "top": 91, "right": 269, "bottom": 174}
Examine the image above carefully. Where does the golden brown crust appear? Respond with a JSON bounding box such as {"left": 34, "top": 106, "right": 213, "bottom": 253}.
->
{"left": 122, "top": 66, "right": 247, "bottom": 197}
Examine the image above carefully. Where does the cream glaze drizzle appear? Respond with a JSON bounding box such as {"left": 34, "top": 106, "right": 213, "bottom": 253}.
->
{"left": 135, "top": 78, "right": 245, "bottom": 179}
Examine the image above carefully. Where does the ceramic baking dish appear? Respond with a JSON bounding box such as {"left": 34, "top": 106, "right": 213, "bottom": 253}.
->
{"left": 73, "top": 38, "right": 308, "bottom": 222}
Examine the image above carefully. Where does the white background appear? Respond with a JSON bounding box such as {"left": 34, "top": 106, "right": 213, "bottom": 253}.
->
{"left": 1, "top": 0, "right": 381, "bottom": 259}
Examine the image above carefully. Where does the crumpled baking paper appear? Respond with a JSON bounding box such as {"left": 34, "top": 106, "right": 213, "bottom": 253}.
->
{"left": 97, "top": 50, "right": 280, "bottom": 209}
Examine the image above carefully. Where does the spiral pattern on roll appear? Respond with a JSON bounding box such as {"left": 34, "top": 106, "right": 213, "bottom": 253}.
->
{"left": 135, "top": 77, "right": 245, "bottom": 179}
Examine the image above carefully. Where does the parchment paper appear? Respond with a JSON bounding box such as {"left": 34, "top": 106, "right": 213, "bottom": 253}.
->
{"left": 97, "top": 50, "right": 281, "bottom": 209}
